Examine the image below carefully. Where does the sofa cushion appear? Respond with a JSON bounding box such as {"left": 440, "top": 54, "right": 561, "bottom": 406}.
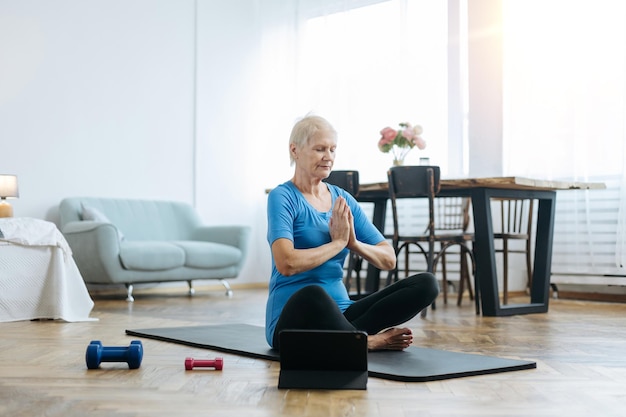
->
{"left": 120, "top": 241, "right": 185, "bottom": 271}
{"left": 173, "top": 241, "right": 242, "bottom": 269}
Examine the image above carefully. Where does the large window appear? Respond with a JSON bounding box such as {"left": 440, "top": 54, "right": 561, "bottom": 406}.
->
{"left": 502, "top": 0, "right": 626, "bottom": 276}
{"left": 502, "top": 0, "right": 626, "bottom": 179}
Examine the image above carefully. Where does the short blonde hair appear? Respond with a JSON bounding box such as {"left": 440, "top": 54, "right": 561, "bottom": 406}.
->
{"left": 289, "top": 115, "right": 337, "bottom": 165}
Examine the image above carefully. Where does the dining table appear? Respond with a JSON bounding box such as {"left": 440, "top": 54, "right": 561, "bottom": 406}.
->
{"left": 355, "top": 176, "right": 606, "bottom": 317}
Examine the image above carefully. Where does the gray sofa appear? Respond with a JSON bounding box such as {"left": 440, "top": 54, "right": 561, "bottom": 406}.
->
{"left": 59, "top": 197, "right": 251, "bottom": 301}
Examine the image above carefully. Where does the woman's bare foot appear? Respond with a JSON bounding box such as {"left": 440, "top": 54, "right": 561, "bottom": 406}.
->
{"left": 367, "top": 327, "right": 413, "bottom": 351}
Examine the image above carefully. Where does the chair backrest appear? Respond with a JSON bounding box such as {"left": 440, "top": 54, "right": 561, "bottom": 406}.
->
{"left": 324, "top": 170, "right": 360, "bottom": 197}
{"left": 387, "top": 166, "right": 440, "bottom": 199}
{"left": 387, "top": 166, "right": 470, "bottom": 234}
{"left": 387, "top": 166, "right": 440, "bottom": 239}
{"left": 435, "top": 196, "right": 471, "bottom": 232}
{"left": 495, "top": 197, "right": 534, "bottom": 236}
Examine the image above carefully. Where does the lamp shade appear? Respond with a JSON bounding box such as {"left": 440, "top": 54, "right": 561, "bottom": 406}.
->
{"left": 0, "top": 174, "right": 19, "bottom": 199}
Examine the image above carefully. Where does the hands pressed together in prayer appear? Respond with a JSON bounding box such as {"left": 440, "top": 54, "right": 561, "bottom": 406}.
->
{"left": 329, "top": 196, "right": 355, "bottom": 250}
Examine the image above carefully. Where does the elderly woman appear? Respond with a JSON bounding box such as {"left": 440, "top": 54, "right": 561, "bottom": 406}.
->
{"left": 265, "top": 114, "right": 439, "bottom": 351}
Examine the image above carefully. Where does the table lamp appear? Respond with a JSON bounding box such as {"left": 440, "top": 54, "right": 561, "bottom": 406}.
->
{"left": 0, "top": 174, "right": 19, "bottom": 218}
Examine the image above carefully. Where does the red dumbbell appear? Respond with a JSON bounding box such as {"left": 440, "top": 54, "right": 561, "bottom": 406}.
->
{"left": 184, "top": 357, "right": 224, "bottom": 370}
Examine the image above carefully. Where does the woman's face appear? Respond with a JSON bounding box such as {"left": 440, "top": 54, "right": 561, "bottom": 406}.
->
{"left": 292, "top": 130, "right": 337, "bottom": 180}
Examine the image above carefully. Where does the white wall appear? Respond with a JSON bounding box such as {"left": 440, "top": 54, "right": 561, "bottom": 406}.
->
{"left": 0, "top": 0, "right": 275, "bottom": 285}
{"left": 0, "top": 0, "right": 197, "bottom": 218}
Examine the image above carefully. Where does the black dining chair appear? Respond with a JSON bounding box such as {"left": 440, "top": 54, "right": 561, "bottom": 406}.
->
{"left": 436, "top": 195, "right": 476, "bottom": 306}
{"left": 323, "top": 170, "right": 365, "bottom": 299}
{"left": 386, "top": 165, "right": 478, "bottom": 315}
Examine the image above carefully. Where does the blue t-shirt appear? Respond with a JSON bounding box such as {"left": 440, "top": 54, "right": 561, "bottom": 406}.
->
{"left": 265, "top": 180, "right": 385, "bottom": 347}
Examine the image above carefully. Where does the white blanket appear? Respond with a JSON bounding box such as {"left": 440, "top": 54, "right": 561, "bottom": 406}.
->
{"left": 0, "top": 217, "right": 72, "bottom": 256}
{"left": 0, "top": 218, "right": 96, "bottom": 322}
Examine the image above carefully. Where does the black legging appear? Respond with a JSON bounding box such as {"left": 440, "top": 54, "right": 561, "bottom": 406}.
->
{"left": 272, "top": 272, "right": 439, "bottom": 349}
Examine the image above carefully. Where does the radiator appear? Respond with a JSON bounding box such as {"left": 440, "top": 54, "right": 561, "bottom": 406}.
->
{"left": 551, "top": 174, "right": 626, "bottom": 286}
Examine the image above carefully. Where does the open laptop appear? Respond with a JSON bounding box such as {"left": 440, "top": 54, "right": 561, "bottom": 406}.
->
{"left": 278, "top": 329, "right": 368, "bottom": 390}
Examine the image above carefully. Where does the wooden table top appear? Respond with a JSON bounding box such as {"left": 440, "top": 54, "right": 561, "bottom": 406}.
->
{"left": 358, "top": 176, "right": 607, "bottom": 193}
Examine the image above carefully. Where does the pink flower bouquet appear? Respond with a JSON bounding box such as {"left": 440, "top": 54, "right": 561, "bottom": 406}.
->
{"left": 377, "top": 122, "right": 426, "bottom": 162}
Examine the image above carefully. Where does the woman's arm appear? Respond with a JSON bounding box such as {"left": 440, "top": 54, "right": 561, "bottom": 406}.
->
{"left": 272, "top": 238, "right": 346, "bottom": 276}
{"left": 348, "top": 239, "right": 396, "bottom": 271}
{"left": 272, "top": 195, "right": 352, "bottom": 276}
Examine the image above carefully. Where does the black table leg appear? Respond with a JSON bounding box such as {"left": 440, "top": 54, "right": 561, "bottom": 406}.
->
{"left": 471, "top": 188, "right": 555, "bottom": 316}
{"left": 469, "top": 188, "right": 499, "bottom": 316}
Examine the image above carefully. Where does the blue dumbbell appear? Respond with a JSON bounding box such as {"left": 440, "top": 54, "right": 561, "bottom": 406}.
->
{"left": 85, "top": 340, "right": 143, "bottom": 369}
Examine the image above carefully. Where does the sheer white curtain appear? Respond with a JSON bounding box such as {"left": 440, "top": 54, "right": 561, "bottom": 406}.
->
{"left": 251, "top": 0, "right": 449, "bottom": 186}
{"left": 293, "top": 0, "right": 449, "bottom": 183}
{"left": 501, "top": 0, "right": 626, "bottom": 275}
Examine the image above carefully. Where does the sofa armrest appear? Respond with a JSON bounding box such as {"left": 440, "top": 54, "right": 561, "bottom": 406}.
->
{"left": 192, "top": 225, "right": 251, "bottom": 251}
{"left": 61, "top": 221, "right": 123, "bottom": 284}
{"left": 63, "top": 220, "right": 108, "bottom": 234}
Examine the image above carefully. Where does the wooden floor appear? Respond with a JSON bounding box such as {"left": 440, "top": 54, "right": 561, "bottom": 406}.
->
{"left": 2, "top": 286, "right": 626, "bottom": 417}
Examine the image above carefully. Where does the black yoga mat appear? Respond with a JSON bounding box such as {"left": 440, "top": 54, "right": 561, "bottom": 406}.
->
{"left": 126, "top": 323, "right": 535, "bottom": 382}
